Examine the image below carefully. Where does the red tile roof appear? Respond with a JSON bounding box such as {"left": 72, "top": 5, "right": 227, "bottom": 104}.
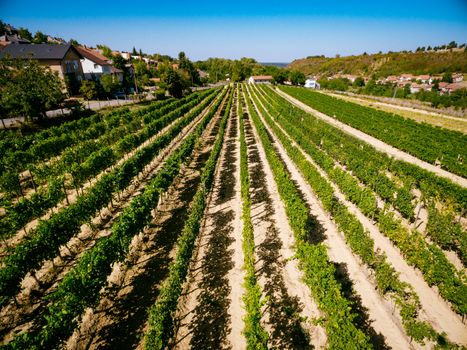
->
{"left": 77, "top": 46, "right": 111, "bottom": 66}
{"left": 250, "top": 75, "right": 273, "bottom": 80}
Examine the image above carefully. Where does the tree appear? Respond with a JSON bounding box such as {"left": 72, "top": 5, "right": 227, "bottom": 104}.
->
{"left": 17, "top": 27, "right": 33, "bottom": 41}
{"left": 132, "top": 47, "right": 138, "bottom": 56}
{"left": 69, "top": 38, "right": 80, "bottom": 46}
{"left": 97, "top": 44, "right": 113, "bottom": 58}
{"left": 273, "top": 70, "right": 288, "bottom": 84}
{"left": 0, "top": 58, "right": 65, "bottom": 120}
{"left": 79, "top": 80, "right": 99, "bottom": 100}
{"left": 447, "top": 41, "right": 458, "bottom": 49}
{"left": 100, "top": 74, "right": 120, "bottom": 96}
{"left": 33, "top": 31, "right": 48, "bottom": 44}
{"left": 353, "top": 76, "right": 365, "bottom": 87}
{"left": 442, "top": 72, "right": 453, "bottom": 83}
{"left": 162, "top": 67, "right": 184, "bottom": 98}
{"left": 289, "top": 70, "right": 306, "bottom": 85}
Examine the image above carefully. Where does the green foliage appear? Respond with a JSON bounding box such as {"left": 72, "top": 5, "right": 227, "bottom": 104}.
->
{"left": 79, "top": 80, "right": 99, "bottom": 100}
{"left": 17, "top": 27, "right": 32, "bottom": 41}
{"left": 161, "top": 67, "right": 185, "bottom": 98}
{"left": 281, "top": 86, "right": 467, "bottom": 178}
{"left": 32, "top": 31, "right": 47, "bottom": 44}
{"left": 251, "top": 84, "right": 465, "bottom": 344}
{"left": 0, "top": 58, "right": 65, "bottom": 120}
{"left": 318, "top": 77, "right": 350, "bottom": 91}
{"left": 243, "top": 84, "right": 372, "bottom": 348}
{"left": 100, "top": 73, "right": 120, "bottom": 96}
{"left": 288, "top": 50, "right": 467, "bottom": 78}
{"left": 288, "top": 70, "right": 306, "bottom": 85}
{"left": 0, "top": 89, "right": 220, "bottom": 307}
{"left": 238, "top": 88, "right": 269, "bottom": 348}
{"left": 96, "top": 44, "right": 113, "bottom": 59}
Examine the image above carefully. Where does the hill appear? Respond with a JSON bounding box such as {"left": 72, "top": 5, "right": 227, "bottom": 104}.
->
{"left": 289, "top": 50, "right": 467, "bottom": 77}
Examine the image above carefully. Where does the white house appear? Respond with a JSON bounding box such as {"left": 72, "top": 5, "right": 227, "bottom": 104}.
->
{"left": 248, "top": 75, "right": 274, "bottom": 84}
{"left": 77, "top": 46, "right": 123, "bottom": 82}
{"left": 304, "top": 79, "right": 320, "bottom": 89}
{"left": 453, "top": 73, "right": 464, "bottom": 83}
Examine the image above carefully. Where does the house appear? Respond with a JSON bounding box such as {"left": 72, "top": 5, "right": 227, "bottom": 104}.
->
{"left": 417, "top": 75, "right": 432, "bottom": 84}
{"left": 77, "top": 46, "right": 123, "bottom": 82}
{"left": 248, "top": 75, "right": 274, "bottom": 84}
{"left": 304, "top": 79, "right": 320, "bottom": 89}
{"left": 385, "top": 75, "right": 399, "bottom": 83}
{"left": 113, "top": 51, "right": 131, "bottom": 60}
{"left": 410, "top": 83, "right": 422, "bottom": 94}
{"left": 0, "top": 34, "right": 31, "bottom": 45}
{"left": 444, "top": 82, "right": 467, "bottom": 94}
{"left": 453, "top": 73, "right": 464, "bottom": 83}
{"left": 0, "top": 43, "right": 84, "bottom": 84}
{"left": 343, "top": 74, "right": 357, "bottom": 83}
{"left": 400, "top": 74, "right": 414, "bottom": 82}
{"left": 197, "top": 69, "right": 209, "bottom": 79}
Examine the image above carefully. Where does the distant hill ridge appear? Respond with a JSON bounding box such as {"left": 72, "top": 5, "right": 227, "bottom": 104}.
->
{"left": 289, "top": 48, "right": 467, "bottom": 78}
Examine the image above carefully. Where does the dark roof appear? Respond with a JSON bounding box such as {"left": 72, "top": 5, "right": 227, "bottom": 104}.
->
{"left": 0, "top": 43, "right": 83, "bottom": 60}
{"left": 0, "top": 34, "right": 31, "bottom": 44}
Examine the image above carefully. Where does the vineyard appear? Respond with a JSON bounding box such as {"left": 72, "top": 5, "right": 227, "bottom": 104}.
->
{"left": 0, "top": 83, "right": 466, "bottom": 349}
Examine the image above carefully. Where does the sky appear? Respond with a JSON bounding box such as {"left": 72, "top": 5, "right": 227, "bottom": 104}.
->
{"left": 1, "top": 0, "right": 467, "bottom": 62}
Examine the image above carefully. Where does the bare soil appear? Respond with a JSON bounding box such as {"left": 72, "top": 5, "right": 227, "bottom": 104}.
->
{"left": 172, "top": 94, "right": 245, "bottom": 349}
{"left": 244, "top": 107, "right": 327, "bottom": 349}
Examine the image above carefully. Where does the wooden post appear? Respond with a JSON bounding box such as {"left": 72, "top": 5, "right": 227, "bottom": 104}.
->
{"left": 28, "top": 170, "right": 37, "bottom": 193}
{"left": 63, "top": 181, "right": 69, "bottom": 205}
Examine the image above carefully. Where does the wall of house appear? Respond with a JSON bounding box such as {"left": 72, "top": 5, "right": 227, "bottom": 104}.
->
{"left": 61, "top": 49, "right": 84, "bottom": 81}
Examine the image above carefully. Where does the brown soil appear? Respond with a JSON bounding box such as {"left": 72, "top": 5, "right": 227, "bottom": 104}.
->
{"left": 171, "top": 92, "right": 245, "bottom": 349}
{"left": 244, "top": 106, "right": 327, "bottom": 349}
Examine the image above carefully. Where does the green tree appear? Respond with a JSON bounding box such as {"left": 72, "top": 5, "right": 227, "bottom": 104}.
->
{"left": 132, "top": 47, "right": 138, "bottom": 56}
{"left": 447, "top": 41, "right": 458, "bottom": 49}
{"left": 289, "top": 70, "right": 306, "bottom": 85}
{"left": 442, "top": 72, "right": 453, "bottom": 83}
{"left": 69, "top": 38, "right": 80, "bottom": 46}
{"left": 100, "top": 74, "right": 120, "bottom": 96}
{"left": 162, "top": 67, "right": 184, "bottom": 98}
{"left": 17, "top": 27, "right": 33, "bottom": 41}
{"left": 97, "top": 44, "right": 113, "bottom": 58}
{"left": 79, "top": 80, "right": 99, "bottom": 100}
{"left": 273, "top": 70, "right": 288, "bottom": 84}
{"left": 0, "top": 58, "right": 64, "bottom": 120}
{"left": 33, "top": 31, "right": 48, "bottom": 44}
{"left": 353, "top": 76, "right": 365, "bottom": 87}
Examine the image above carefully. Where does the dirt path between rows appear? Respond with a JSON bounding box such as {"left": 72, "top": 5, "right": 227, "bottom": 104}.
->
{"left": 171, "top": 95, "right": 245, "bottom": 349}
{"left": 247, "top": 86, "right": 415, "bottom": 350}
{"left": 65, "top": 93, "right": 227, "bottom": 350}
{"left": 244, "top": 105, "right": 327, "bottom": 349}
{"left": 259, "top": 91, "right": 467, "bottom": 345}
{"left": 0, "top": 94, "right": 222, "bottom": 345}
{"left": 276, "top": 88, "right": 467, "bottom": 188}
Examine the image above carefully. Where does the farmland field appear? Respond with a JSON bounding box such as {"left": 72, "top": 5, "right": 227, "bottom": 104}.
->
{"left": 0, "top": 83, "right": 466, "bottom": 349}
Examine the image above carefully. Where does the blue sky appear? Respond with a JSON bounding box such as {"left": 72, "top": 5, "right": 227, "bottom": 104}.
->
{"left": 1, "top": 0, "right": 466, "bottom": 62}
